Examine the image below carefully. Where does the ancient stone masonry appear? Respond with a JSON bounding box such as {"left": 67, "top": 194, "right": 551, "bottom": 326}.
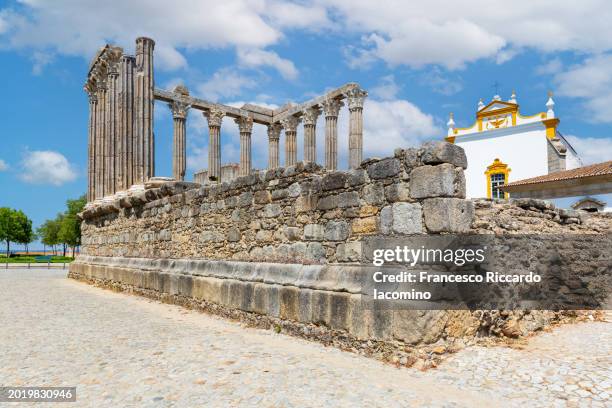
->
{"left": 71, "top": 140, "right": 611, "bottom": 352}
{"left": 85, "top": 37, "right": 369, "bottom": 202}
{"left": 78, "top": 141, "right": 471, "bottom": 262}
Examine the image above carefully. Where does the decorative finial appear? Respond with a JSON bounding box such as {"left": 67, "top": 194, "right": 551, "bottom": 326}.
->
{"left": 508, "top": 89, "right": 517, "bottom": 104}
{"left": 447, "top": 112, "right": 455, "bottom": 136}
{"left": 493, "top": 94, "right": 501, "bottom": 101}
{"left": 546, "top": 91, "right": 555, "bottom": 119}
{"left": 478, "top": 98, "right": 485, "bottom": 110}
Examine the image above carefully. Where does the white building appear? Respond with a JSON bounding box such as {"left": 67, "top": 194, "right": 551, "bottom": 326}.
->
{"left": 445, "top": 91, "right": 582, "bottom": 199}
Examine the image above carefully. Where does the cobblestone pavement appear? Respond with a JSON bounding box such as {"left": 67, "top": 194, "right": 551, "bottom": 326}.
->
{"left": 0, "top": 269, "right": 610, "bottom": 408}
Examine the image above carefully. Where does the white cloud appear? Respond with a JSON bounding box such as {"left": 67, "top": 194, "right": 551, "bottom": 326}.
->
{"left": 564, "top": 135, "right": 612, "bottom": 165}
{"left": 536, "top": 57, "right": 563, "bottom": 75}
{"left": 237, "top": 48, "right": 298, "bottom": 80}
{"left": 554, "top": 54, "right": 612, "bottom": 123}
{"left": 31, "top": 51, "right": 53, "bottom": 75}
{"left": 266, "top": 1, "right": 330, "bottom": 30}
{"left": 196, "top": 67, "right": 258, "bottom": 102}
{"left": 5, "top": 1, "right": 612, "bottom": 74}
{"left": 323, "top": 0, "right": 612, "bottom": 69}
{"left": 20, "top": 150, "right": 77, "bottom": 186}
{"left": 0, "top": 159, "right": 8, "bottom": 171}
{"left": 371, "top": 75, "right": 399, "bottom": 100}
{"left": 420, "top": 67, "right": 463, "bottom": 95}
{"left": 0, "top": 0, "right": 282, "bottom": 71}
{"left": 361, "top": 99, "right": 442, "bottom": 156}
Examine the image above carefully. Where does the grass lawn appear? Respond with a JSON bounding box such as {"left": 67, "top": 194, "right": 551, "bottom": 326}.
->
{"left": 0, "top": 255, "right": 74, "bottom": 263}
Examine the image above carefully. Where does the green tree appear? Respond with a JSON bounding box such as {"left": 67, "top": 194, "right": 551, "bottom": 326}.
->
{"left": 57, "top": 195, "right": 86, "bottom": 257}
{"left": 12, "top": 210, "right": 34, "bottom": 254}
{"left": 0, "top": 208, "right": 23, "bottom": 256}
{"left": 37, "top": 219, "right": 60, "bottom": 255}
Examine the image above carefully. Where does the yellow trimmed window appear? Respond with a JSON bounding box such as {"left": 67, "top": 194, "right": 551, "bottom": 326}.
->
{"left": 485, "top": 158, "right": 511, "bottom": 199}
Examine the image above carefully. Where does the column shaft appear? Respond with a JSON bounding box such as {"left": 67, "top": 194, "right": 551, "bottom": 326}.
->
{"left": 302, "top": 106, "right": 321, "bottom": 163}
{"left": 205, "top": 109, "right": 224, "bottom": 182}
{"left": 267, "top": 124, "right": 281, "bottom": 169}
{"left": 86, "top": 94, "right": 96, "bottom": 202}
{"left": 236, "top": 116, "right": 253, "bottom": 177}
{"left": 322, "top": 99, "right": 343, "bottom": 170}
{"left": 170, "top": 96, "right": 189, "bottom": 181}
{"left": 345, "top": 88, "right": 368, "bottom": 170}
{"left": 135, "top": 37, "right": 155, "bottom": 183}
{"left": 348, "top": 108, "right": 363, "bottom": 169}
{"left": 281, "top": 116, "right": 300, "bottom": 167}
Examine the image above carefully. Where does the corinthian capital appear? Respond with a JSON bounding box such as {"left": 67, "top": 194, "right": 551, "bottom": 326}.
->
{"left": 321, "top": 98, "right": 344, "bottom": 118}
{"left": 204, "top": 108, "right": 225, "bottom": 127}
{"left": 281, "top": 115, "right": 301, "bottom": 132}
{"left": 170, "top": 100, "right": 190, "bottom": 120}
{"left": 302, "top": 107, "right": 322, "bottom": 126}
{"left": 267, "top": 123, "right": 281, "bottom": 141}
{"left": 345, "top": 87, "right": 368, "bottom": 111}
{"left": 235, "top": 116, "right": 254, "bottom": 133}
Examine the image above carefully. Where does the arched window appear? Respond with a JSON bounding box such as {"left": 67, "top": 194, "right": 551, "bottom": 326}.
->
{"left": 485, "top": 158, "right": 511, "bottom": 199}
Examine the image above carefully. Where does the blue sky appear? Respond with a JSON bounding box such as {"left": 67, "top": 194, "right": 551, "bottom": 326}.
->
{"left": 1, "top": 0, "right": 612, "bottom": 247}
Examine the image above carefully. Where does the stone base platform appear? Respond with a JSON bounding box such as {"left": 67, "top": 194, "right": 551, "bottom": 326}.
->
{"left": 69, "top": 256, "right": 577, "bottom": 368}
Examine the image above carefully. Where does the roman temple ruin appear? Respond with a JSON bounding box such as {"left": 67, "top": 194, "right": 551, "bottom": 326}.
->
{"left": 73, "top": 37, "right": 610, "bottom": 365}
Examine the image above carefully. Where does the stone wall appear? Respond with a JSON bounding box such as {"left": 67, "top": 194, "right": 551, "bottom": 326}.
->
{"left": 79, "top": 141, "right": 471, "bottom": 262}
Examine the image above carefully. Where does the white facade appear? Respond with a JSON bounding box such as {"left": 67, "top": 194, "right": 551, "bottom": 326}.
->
{"left": 446, "top": 92, "right": 582, "bottom": 199}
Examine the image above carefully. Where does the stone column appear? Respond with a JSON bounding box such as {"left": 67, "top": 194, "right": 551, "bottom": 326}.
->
{"left": 96, "top": 75, "right": 107, "bottom": 199}
{"left": 169, "top": 99, "right": 189, "bottom": 181}
{"left": 321, "top": 98, "right": 343, "bottom": 170}
{"left": 345, "top": 88, "right": 368, "bottom": 169}
{"left": 205, "top": 108, "right": 224, "bottom": 182}
{"left": 235, "top": 116, "right": 254, "bottom": 176}
{"left": 135, "top": 37, "right": 155, "bottom": 183}
{"left": 86, "top": 90, "right": 97, "bottom": 202}
{"left": 107, "top": 62, "right": 119, "bottom": 195}
{"left": 281, "top": 116, "right": 301, "bottom": 167}
{"left": 302, "top": 107, "right": 321, "bottom": 163}
{"left": 267, "top": 123, "right": 281, "bottom": 169}
{"left": 120, "top": 55, "right": 135, "bottom": 190}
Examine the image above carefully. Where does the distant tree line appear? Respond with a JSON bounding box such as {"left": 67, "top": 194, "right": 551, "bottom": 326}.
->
{"left": 0, "top": 195, "right": 86, "bottom": 258}
{"left": 37, "top": 195, "right": 87, "bottom": 257}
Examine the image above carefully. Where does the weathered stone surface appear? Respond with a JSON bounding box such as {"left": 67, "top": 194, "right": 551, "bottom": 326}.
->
{"left": 321, "top": 172, "right": 347, "bottom": 191}
{"left": 305, "top": 242, "right": 326, "bottom": 262}
{"left": 238, "top": 191, "right": 253, "bottom": 207}
{"left": 336, "top": 242, "right": 362, "bottom": 262}
{"left": 381, "top": 202, "right": 423, "bottom": 234}
{"left": 324, "top": 220, "right": 350, "bottom": 241}
{"left": 304, "top": 224, "right": 324, "bottom": 241}
{"left": 255, "top": 230, "right": 273, "bottom": 242}
{"left": 351, "top": 217, "right": 378, "bottom": 234}
{"left": 338, "top": 191, "right": 360, "bottom": 208}
{"left": 227, "top": 227, "right": 242, "bottom": 242}
{"left": 288, "top": 182, "right": 301, "bottom": 197}
{"left": 423, "top": 198, "right": 474, "bottom": 233}
{"left": 385, "top": 182, "right": 410, "bottom": 202}
{"left": 263, "top": 203, "right": 282, "bottom": 218}
{"left": 363, "top": 183, "right": 385, "bottom": 205}
{"left": 410, "top": 164, "right": 465, "bottom": 199}
{"left": 420, "top": 141, "right": 468, "bottom": 169}
{"left": 366, "top": 158, "right": 401, "bottom": 179}
{"left": 317, "top": 195, "right": 338, "bottom": 210}
{"left": 254, "top": 190, "right": 271, "bottom": 204}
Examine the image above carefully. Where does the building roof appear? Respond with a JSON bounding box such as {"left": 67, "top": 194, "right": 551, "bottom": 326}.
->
{"left": 502, "top": 161, "right": 612, "bottom": 188}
